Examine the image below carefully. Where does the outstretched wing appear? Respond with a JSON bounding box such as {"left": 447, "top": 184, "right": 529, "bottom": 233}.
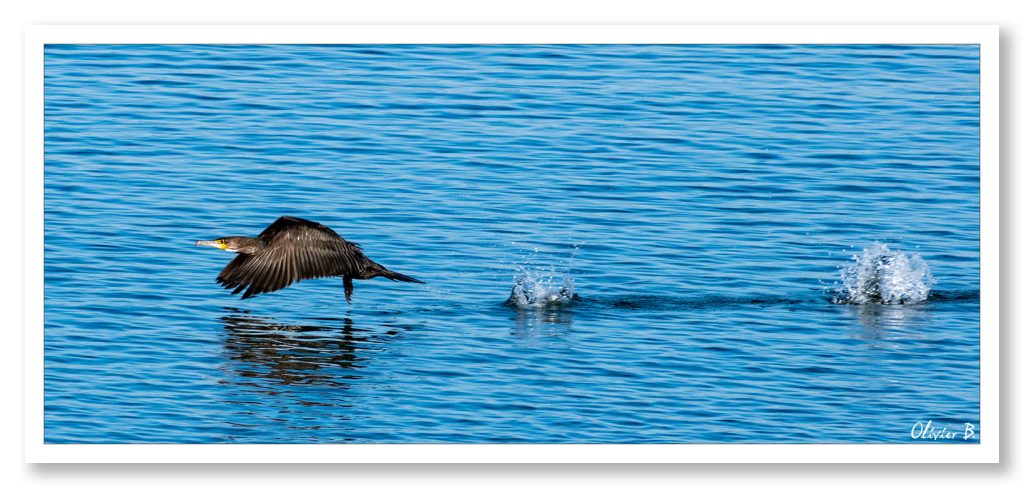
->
{"left": 216, "top": 216, "right": 366, "bottom": 299}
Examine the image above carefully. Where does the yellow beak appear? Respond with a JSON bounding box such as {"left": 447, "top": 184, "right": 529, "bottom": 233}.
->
{"left": 196, "top": 240, "right": 229, "bottom": 251}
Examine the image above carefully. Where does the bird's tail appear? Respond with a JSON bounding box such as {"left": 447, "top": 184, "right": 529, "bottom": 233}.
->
{"left": 377, "top": 266, "right": 425, "bottom": 284}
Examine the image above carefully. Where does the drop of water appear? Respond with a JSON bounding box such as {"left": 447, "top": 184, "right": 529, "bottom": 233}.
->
{"left": 832, "top": 243, "right": 935, "bottom": 305}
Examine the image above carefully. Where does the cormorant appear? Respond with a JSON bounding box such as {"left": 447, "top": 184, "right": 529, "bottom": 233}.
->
{"left": 196, "top": 216, "right": 424, "bottom": 303}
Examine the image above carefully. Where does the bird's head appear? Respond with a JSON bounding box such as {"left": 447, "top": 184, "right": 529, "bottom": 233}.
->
{"left": 195, "top": 237, "right": 262, "bottom": 254}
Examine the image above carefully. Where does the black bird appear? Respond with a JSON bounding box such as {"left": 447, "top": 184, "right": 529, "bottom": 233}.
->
{"left": 196, "top": 216, "right": 424, "bottom": 303}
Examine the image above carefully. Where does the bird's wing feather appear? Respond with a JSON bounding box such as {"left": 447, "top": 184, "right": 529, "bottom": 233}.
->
{"left": 216, "top": 217, "right": 366, "bottom": 299}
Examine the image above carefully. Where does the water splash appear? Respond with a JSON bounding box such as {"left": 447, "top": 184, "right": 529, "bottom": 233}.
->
{"left": 832, "top": 243, "right": 935, "bottom": 305}
{"left": 505, "top": 265, "right": 577, "bottom": 309}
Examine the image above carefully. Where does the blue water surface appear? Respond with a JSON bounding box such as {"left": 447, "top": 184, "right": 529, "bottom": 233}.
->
{"left": 43, "top": 44, "right": 980, "bottom": 443}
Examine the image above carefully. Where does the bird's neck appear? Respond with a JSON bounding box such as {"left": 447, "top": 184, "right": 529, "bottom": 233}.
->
{"left": 235, "top": 238, "right": 267, "bottom": 254}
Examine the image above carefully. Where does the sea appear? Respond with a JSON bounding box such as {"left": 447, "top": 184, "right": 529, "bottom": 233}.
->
{"left": 43, "top": 44, "right": 981, "bottom": 443}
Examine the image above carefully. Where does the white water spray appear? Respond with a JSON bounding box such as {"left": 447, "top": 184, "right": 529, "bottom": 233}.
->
{"left": 506, "top": 265, "right": 576, "bottom": 309}
{"left": 832, "top": 243, "right": 935, "bottom": 305}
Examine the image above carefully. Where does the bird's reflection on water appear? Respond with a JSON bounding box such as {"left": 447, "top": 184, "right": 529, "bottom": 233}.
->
{"left": 219, "top": 308, "right": 401, "bottom": 389}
